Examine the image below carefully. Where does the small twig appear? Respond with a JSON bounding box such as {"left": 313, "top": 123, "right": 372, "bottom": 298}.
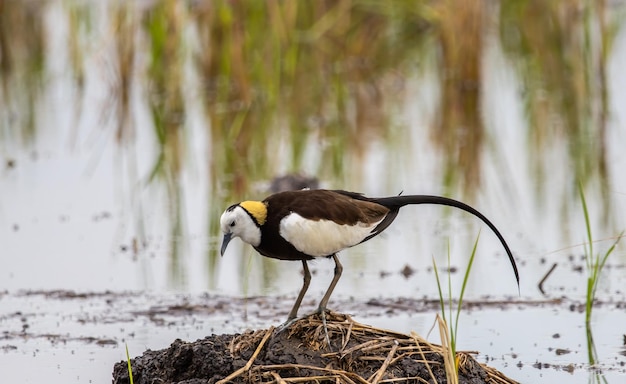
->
{"left": 387, "top": 351, "right": 438, "bottom": 367}
{"left": 358, "top": 356, "right": 387, "bottom": 361}
{"left": 411, "top": 331, "right": 438, "bottom": 384}
{"left": 371, "top": 340, "right": 399, "bottom": 384}
{"left": 395, "top": 345, "right": 438, "bottom": 354}
{"left": 271, "top": 374, "right": 339, "bottom": 383}
{"left": 379, "top": 376, "right": 431, "bottom": 384}
{"left": 538, "top": 263, "right": 558, "bottom": 295}
{"left": 337, "top": 372, "right": 358, "bottom": 384}
{"left": 269, "top": 371, "right": 287, "bottom": 384}
{"left": 341, "top": 318, "right": 354, "bottom": 351}
{"left": 340, "top": 339, "right": 386, "bottom": 356}
{"left": 484, "top": 368, "right": 521, "bottom": 384}
{"left": 258, "top": 364, "right": 369, "bottom": 384}
{"left": 361, "top": 339, "right": 397, "bottom": 353}
{"left": 217, "top": 326, "right": 274, "bottom": 384}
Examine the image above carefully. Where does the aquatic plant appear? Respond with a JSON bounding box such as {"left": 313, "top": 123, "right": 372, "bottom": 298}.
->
{"left": 125, "top": 344, "right": 135, "bottom": 384}
{"left": 578, "top": 184, "right": 622, "bottom": 368}
{"left": 432, "top": 233, "right": 480, "bottom": 381}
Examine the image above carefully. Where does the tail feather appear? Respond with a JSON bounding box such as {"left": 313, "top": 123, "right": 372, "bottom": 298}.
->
{"left": 372, "top": 195, "right": 520, "bottom": 287}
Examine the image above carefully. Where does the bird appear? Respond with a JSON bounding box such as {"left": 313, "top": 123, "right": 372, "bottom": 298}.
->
{"left": 220, "top": 189, "right": 519, "bottom": 321}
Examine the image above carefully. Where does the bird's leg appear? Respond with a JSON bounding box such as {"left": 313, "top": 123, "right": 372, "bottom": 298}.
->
{"left": 274, "top": 261, "right": 311, "bottom": 336}
{"left": 287, "top": 260, "right": 311, "bottom": 321}
{"left": 317, "top": 254, "right": 343, "bottom": 346}
{"left": 318, "top": 254, "right": 343, "bottom": 313}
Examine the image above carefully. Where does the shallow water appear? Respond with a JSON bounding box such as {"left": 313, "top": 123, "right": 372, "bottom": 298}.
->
{"left": 2, "top": 289, "right": 626, "bottom": 383}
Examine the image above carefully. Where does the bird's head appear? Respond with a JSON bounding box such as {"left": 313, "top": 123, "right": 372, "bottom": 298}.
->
{"left": 219, "top": 201, "right": 267, "bottom": 256}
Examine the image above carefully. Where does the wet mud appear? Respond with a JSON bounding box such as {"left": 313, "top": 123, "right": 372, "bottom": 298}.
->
{"left": 112, "top": 311, "right": 518, "bottom": 384}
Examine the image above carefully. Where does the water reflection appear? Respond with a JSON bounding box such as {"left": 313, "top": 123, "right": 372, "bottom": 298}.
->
{"left": 2, "top": 0, "right": 625, "bottom": 314}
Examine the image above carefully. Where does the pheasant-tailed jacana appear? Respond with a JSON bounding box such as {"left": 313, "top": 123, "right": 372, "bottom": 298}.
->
{"left": 220, "top": 189, "right": 519, "bottom": 320}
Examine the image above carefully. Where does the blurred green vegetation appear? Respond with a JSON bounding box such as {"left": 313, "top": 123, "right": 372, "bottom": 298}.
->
{"left": 0, "top": 1, "right": 46, "bottom": 141}
{"left": 499, "top": 1, "right": 619, "bottom": 214}
{"left": 190, "top": 1, "right": 429, "bottom": 197}
{"left": 2, "top": 1, "right": 619, "bottom": 194}
{"left": 0, "top": 0, "right": 623, "bottom": 286}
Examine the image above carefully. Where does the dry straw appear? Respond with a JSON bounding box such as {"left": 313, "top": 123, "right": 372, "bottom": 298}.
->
{"left": 220, "top": 311, "right": 519, "bottom": 384}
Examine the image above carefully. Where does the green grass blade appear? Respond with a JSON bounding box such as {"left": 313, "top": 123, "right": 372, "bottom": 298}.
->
{"left": 578, "top": 182, "right": 593, "bottom": 271}
{"left": 432, "top": 255, "right": 447, "bottom": 323}
{"left": 125, "top": 344, "right": 134, "bottom": 384}
{"left": 598, "top": 231, "right": 622, "bottom": 273}
{"left": 454, "top": 231, "right": 480, "bottom": 345}
{"left": 579, "top": 182, "right": 623, "bottom": 366}
{"left": 446, "top": 242, "right": 453, "bottom": 344}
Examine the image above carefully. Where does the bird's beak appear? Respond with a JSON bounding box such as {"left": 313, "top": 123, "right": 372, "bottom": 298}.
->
{"left": 220, "top": 232, "right": 233, "bottom": 256}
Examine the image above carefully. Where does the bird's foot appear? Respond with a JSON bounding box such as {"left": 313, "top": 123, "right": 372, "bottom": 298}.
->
{"left": 319, "top": 308, "right": 331, "bottom": 347}
{"left": 273, "top": 317, "right": 299, "bottom": 336}
{"left": 274, "top": 309, "right": 335, "bottom": 348}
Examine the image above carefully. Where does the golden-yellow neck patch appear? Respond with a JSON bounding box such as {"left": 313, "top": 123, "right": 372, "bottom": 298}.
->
{"left": 239, "top": 200, "right": 267, "bottom": 225}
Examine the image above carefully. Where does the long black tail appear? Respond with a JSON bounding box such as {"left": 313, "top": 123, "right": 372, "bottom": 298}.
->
{"left": 373, "top": 195, "right": 520, "bottom": 287}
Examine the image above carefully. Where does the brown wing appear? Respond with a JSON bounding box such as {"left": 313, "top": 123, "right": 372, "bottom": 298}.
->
{"left": 265, "top": 189, "right": 390, "bottom": 225}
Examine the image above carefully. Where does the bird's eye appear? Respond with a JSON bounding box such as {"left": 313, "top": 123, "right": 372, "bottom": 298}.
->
{"left": 229, "top": 221, "right": 235, "bottom": 227}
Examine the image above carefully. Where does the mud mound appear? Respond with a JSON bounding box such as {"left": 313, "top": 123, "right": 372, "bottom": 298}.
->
{"left": 112, "top": 311, "right": 518, "bottom": 384}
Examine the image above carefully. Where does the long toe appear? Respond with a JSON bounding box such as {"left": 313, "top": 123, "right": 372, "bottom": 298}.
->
{"left": 320, "top": 309, "right": 331, "bottom": 347}
{"left": 273, "top": 316, "right": 300, "bottom": 336}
